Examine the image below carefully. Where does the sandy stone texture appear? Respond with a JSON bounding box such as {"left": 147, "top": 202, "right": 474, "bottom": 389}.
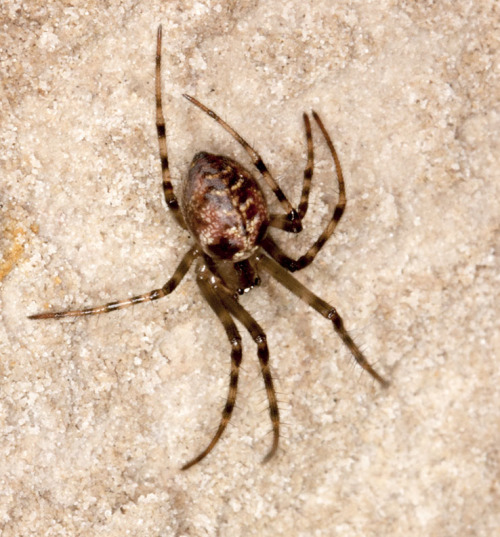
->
{"left": 1, "top": 0, "right": 498, "bottom": 535}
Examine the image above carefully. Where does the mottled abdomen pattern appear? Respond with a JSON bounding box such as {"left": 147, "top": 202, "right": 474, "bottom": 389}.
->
{"left": 182, "top": 152, "right": 269, "bottom": 261}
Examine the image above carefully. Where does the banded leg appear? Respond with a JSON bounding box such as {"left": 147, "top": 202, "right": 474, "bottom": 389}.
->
{"left": 28, "top": 247, "right": 199, "bottom": 320}
{"left": 181, "top": 264, "right": 243, "bottom": 470}
{"left": 262, "top": 111, "right": 346, "bottom": 272}
{"left": 156, "top": 25, "right": 186, "bottom": 229}
{"left": 258, "top": 253, "right": 389, "bottom": 387}
{"left": 183, "top": 93, "right": 302, "bottom": 232}
{"left": 215, "top": 282, "right": 280, "bottom": 463}
{"left": 269, "top": 113, "right": 314, "bottom": 231}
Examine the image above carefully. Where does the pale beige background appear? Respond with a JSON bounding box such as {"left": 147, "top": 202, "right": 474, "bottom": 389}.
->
{"left": 1, "top": 1, "right": 498, "bottom": 536}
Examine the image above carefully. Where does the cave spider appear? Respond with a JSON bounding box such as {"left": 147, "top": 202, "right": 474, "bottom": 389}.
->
{"left": 29, "top": 26, "right": 388, "bottom": 470}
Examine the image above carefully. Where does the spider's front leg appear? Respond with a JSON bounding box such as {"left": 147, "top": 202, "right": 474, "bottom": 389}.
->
{"left": 28, "top": 247, "right": 199, "bottom": 320}
{"left": 181, "top": 263, "right": 243, "bottom": 470}
{"left": 258, "top": 253, "right": 389, "bottom": 387}
{"left": 185, "top": 262, "right": 280, "bottom": 468}
{"left": 215, "top": 282, "right": 280, "bottom": 463}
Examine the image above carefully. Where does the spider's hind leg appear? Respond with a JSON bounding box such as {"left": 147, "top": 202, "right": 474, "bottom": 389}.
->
{"left": 156, "top": 25, "right": 186, "bottom": 229}
{"left": 183, "top": 93, "right": 302, "bottom": 233}
{"left": 262, "top": 111, "right": 347, "bottom": 272}
{"left": 269, "top": 112, "right": 314, "bottom": 232}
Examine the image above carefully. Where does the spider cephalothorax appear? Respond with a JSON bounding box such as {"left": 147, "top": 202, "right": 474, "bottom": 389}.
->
{"left": 29, "top": 25, "right": 388, "bottom": 470}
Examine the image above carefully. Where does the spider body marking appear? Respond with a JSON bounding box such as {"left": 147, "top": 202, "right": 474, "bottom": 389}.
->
{"left": 183, "top": 152, "right": 269, "bottom": 264}
{"left": 29, "top": 25, "right": 388, "bottom": 470}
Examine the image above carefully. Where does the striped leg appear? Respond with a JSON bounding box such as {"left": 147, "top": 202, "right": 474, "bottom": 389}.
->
{"left": 215, "top": 283, "right": 280, "bottom": 463}
{"left": 28, "top": 247, "right": 199, "bottom": 320}
{"left": 182, "top": 93, "right": 302, "bottom": 233}
{"left": 269, "top": 112, "right": 314, "bottom": 231}
{"left": 262, "top": 111, "right": 346, "bottom": 272}
{"left": 156, "top": 25, "right": 186, "bottom": 229}
{"left": 258, "top": 253, "right": 389, "bottom": 387}
{"left": 181, "top": 263, "right": 243, "bottom": 470}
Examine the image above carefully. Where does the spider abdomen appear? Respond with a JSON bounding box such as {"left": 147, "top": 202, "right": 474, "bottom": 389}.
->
{"left": 182, "top": 152, "right": 269, "bottom": 261}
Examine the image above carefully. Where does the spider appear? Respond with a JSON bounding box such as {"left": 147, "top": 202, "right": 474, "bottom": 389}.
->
{"left": 29, "top": 26, "right": 388, "bottom": 470}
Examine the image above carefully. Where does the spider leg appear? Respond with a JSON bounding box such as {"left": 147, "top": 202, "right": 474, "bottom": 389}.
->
{"left": 181, "top": 263, "right": 243, "bottom": 470}
{"left": 214, "top": 281, "right": 280, "bottom": 463}
{"left": 182, "top": 93, "right": 302, "bottom": 233}
{"left": 269, "top": 112, "right": 314, "bottom": 231}
{"left": 262, "top": 111, "right": 346, "bottom": 272}
{"left": 258, "top": 253, "right": 389, "bottom": 387}
{"left": 156, "top": 25, "right": 186, "bottom": 229}
{"left": 28, "top": 247, "right": 199, "bottom": 320}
